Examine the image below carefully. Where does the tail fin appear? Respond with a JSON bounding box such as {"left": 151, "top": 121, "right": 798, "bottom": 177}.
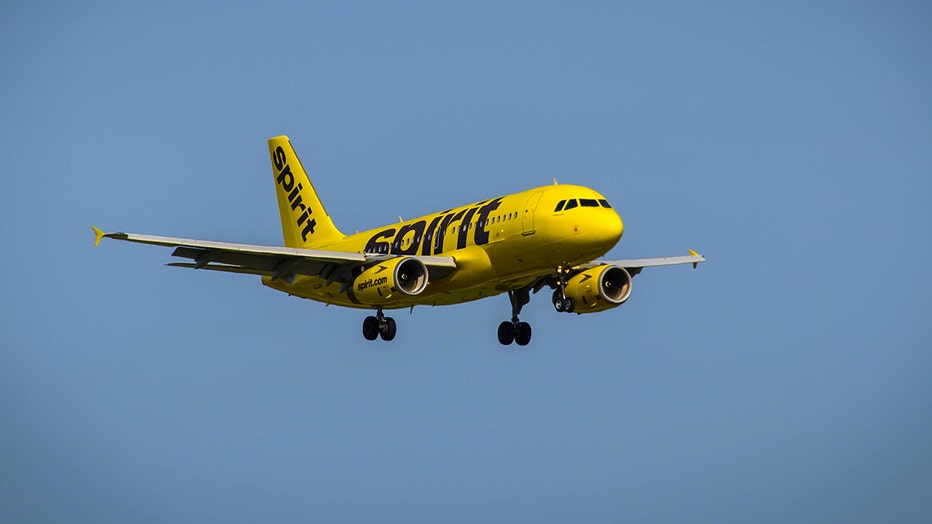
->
{"left": 268, "top": 135, "right": 344, "bottom": 248}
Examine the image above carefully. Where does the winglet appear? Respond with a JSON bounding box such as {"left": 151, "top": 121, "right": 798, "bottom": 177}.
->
{"left": 688, "top": 249, "right": 701, "bottom": 269}
{"left": 92, "top": 226, "right": 106, "bottom": 246}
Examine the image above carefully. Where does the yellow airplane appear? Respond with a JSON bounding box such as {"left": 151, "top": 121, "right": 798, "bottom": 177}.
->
{"left": 93, "top": 135, "right": 705, "bottom": 345}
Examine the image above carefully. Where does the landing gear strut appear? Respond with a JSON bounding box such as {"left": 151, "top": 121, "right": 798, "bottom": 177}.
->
{"left": 498, "top": 286, "right": 532, "bottom": 346}
{"left": 551, "top": 267, "right": 575, "bottom": 313}
{"left": 363, "top": 309, "right": 396, "bottom": 341}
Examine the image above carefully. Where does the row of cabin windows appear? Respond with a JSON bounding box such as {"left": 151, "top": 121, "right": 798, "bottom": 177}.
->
{"left": 387, "top": 211, "right": 521, "bottom": 250}
{"left": 554, "top": 198, "right": 612, "bottom": 212}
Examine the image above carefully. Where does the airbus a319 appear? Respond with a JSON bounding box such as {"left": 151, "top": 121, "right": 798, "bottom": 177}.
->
{"left": 93, "top": 135, "right": 705, "bottom": 345}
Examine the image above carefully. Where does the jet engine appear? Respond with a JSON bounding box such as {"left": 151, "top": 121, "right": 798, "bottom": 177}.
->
{"left": 352, "top": 257, "right": 429, "bottom": 305}
{"left": 563, "top": 265, "right": 632, "bottom": 314}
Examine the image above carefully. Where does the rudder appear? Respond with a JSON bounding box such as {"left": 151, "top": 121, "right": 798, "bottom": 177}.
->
{"left": 268, "top": 135, "right": 344, "bottom": 248}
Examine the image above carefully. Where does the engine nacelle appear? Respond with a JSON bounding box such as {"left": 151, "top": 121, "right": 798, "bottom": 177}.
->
{"left": 564, "top": 265, "right": 633, "bottom": 314}
{"left": 352, "top": 257, "right": 429, "bottom": 305}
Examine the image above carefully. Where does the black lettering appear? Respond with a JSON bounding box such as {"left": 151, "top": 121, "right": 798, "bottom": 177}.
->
{"left": 276, "top": 165, "right": 294, "bottom": 191}
{"left": 434, "top": 212, "right": 459, "bottom": 255}
{"left": 457, "top": 207, "right": 479, "bottom": 249}
{"left": 474, "top": 197, "right": 503, "bottom": 246}
{"left": 365, "top": 228, "right": 396, "bottom": 254}
{"left": 394, "top": 220, "right": 426, "bottom": 255}
{"left": 273, "top": 146, "right": 286, "bottom": 170}
{"left": 288, "top": 183, "right": 303, "bottom": 203}
{"left": 296, "top": 209, "right": 309, "bottom": 226}
{"left": 301, "top": 219, "right": 317, "bottom": 241}
{"left": 421, "top": 215, "right": 443, "bottom": 256}
{"left": 290, "top": 194, "right": 307, "bottom": 212}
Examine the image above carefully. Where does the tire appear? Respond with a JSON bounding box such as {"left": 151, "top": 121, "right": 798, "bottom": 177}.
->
{"left": 563, "top": 297, "right": 575, "bottom": 314}
{"left": 380, "top": 317, "right": 397, "bottom": 341}
{"left": 497, "top": 321, "right": 515, "bottom": 345}
{"left": 362, "top": 316, "right": 379, "bottom": 340}
{"left": 514, "top": 322, "right": 532, "bottom": 346}
{"left": 552, "top": 289, "right": 565, "bottom": 312}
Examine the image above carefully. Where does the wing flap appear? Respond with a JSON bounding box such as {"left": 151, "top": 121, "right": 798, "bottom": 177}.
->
{"left": 166, "top": 263, "right": 273, "bottom": 276}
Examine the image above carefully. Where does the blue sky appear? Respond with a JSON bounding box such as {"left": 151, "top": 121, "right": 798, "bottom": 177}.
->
{"left": 2, "top": 1, "right": 930, "bottom": 522}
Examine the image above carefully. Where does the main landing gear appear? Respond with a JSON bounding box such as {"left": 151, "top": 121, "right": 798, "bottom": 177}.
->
{"left": 362, "top": 267, "right": 572, "bottom": 345}
{"left": 551, "top": 267, "right": 575, "bottom": 313}
{"left": 498, "top": 287, "right": 532, "bottom": 346}
{"left": 362, "top": 309, "right": 396, "bottom": 341}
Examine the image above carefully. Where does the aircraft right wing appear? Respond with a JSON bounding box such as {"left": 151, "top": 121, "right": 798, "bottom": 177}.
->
{"left": 92, "top": 227, "right": 457, "bottom": 284}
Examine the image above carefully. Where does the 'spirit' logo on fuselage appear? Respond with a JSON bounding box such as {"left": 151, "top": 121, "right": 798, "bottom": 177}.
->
{"left": 363, "top": 197, "right": 503, "bottom": 256}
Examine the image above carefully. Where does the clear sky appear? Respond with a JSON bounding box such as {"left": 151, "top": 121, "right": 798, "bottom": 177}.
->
{"left": 2, "top": 1, "right": 930, "bottom": 522}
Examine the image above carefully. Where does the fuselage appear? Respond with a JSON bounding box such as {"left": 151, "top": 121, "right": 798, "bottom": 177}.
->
{"left": 263, "top": 184, "right": 623, "bottom": 308}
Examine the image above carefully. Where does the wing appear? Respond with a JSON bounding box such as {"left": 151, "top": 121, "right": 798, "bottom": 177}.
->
{"left": 582, "top": 250, "right": 706, "bottom": 276}
{"left": 91, "top": 227, "right": 457, "bottom": 284}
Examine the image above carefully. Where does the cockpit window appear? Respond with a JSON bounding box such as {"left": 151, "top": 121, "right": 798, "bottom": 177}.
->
{"left": 580, "top": 198, "right": 599, "bottom": 207}
{"left": 564, "top": 199, "right": 578, "bottom": 210}
{"left": 554, "top": 200, "right": 566, "bottom": 212}
{"left": 598, "top": 199, "right": 611, "bottom": 208}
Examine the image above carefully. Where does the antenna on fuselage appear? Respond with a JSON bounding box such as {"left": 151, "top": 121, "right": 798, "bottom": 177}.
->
{"left": 553, "top": 178, "right": 558, "bottom": 185}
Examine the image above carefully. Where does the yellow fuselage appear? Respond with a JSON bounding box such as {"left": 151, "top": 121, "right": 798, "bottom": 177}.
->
{"left": 263, "top": 184, "right": 623, "bottom": 309}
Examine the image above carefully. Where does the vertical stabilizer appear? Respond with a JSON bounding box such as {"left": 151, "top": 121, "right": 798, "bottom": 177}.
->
{"left": 268, "top": 135, "right": 344, "bottom": 248}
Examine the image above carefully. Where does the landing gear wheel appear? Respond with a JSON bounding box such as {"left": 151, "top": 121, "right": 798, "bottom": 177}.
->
{"left": 552, "top": 267, "right": 575, "bottom": 314}
{"left": 552, "top": 289, "right": 565, "bottom": 312}
{"left": 362, "top": 316, "right": 379, "bottom": 340}
{"left": 498, "top": 321, "right": 515, "bottom": 345}
{"left": 514, "top": 322, "right": 532, "bottom": 346}
{"left": 498, "top": 287, "right": 533, "bottom": 346}
{"left": 380, "top": 317, "right": 397, "bottom": 341}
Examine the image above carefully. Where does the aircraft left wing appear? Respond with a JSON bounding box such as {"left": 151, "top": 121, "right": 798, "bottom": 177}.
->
{"left": 584, "top": 250, "right": 706, "bottom": 276}
{"left": 91, "top": 227, "right": 457, "bottom": 283}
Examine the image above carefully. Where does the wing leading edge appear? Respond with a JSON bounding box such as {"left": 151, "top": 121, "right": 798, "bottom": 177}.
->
{"left": 92, "top": 228, "right": 457, "bottom": 283}
{"left": 584, "top": 250, "right": 706, "bottom": 276}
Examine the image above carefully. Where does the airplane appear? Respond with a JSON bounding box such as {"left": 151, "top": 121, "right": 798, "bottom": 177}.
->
{"left": 93, "top": 135, "right": 705, "bottom": 345}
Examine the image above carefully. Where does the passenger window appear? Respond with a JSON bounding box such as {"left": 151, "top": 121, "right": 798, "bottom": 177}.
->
{"left": 599, "top": 199, "right": 611, "bottom": 208}
{"left": 580, "top": 198, "right": 598, "bottom": 207}
{"left": 554, "top": 200, "right": 566, "bottom": 212}
{"left": 564, "top": 199, "right": 578, "bottom": 210}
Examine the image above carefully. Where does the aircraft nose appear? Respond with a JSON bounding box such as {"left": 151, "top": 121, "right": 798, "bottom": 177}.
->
{"left": 603, "top": 210, "right": 624, "bottom": 245}
{"left": 578, "top": 208, "right": 623, "bottom": 252}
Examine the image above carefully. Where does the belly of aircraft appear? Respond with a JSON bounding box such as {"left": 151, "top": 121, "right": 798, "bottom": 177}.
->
{"left": 261, "top": 233, "right": 608, "bottom": 310}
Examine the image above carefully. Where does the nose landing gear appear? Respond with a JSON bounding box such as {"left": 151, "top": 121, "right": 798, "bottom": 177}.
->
{"left": 551, "top": 267, "right": 575, "bottom": 313}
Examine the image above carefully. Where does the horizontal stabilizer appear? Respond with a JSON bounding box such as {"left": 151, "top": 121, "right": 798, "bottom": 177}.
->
{"left": 91, "top": 226, "right": 105, "bottom": 246}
